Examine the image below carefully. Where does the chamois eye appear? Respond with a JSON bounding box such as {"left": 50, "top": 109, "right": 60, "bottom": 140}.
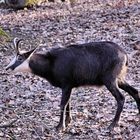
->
{"left": 18, "top": 55, "right": 24, "bottom": 61}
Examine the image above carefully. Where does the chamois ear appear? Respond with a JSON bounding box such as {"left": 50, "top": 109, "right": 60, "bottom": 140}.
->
{"left": 23, "top": 48, "right": 36, "bottom": 59}
{"left": 27, "top": 44, "right": 41, "bottom": 60}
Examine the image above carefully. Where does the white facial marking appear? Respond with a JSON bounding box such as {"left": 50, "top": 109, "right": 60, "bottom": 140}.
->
{"left": 14, "top": 59, "right": 31, "bottom": 73}
{"left": 14, "top": 48, "right": 37, "bottom": 73}
{"left": 20, "top": 50, "right": 28, "bottom": 54}
{"left": 5, "top": 56, "right": 17, "bottom": 70}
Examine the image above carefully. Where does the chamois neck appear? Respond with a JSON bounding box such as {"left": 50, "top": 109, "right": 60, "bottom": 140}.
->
{"left": 29, "top": 54, "right": 51, "bottom": 78}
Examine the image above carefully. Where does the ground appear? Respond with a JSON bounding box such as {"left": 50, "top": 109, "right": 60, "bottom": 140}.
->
{"left": 0, "top": 0, "right": 140, "bottom": 139}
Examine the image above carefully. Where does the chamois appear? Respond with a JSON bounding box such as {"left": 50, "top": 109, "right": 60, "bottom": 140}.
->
{"left": 6, "top": 38, "right": 140, "bottom": 132}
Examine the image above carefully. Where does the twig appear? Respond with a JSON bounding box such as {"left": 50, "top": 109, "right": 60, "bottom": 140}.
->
{"left": 0, "top": 119, "right": 18, "bottom": 128}
{"left": 0, "top": 105, "right": 14, "bottom": 110}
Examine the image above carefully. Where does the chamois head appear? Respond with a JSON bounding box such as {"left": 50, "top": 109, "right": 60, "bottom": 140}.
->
{"left": 6, "top": 38, "right": 36, "bottom": 73}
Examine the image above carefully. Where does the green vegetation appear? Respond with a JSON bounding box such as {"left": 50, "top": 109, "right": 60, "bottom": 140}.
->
{"left": 0, "top": 27, "right": 9, "bottom": 38}
{"left": 26, "top": 0, "right": 41, "bottom": 6}
{"left": 0, "top": 27, "right": 10, "bottom": 45}
{"left": 5, "top": 0, "right": 41, "bottom": 9}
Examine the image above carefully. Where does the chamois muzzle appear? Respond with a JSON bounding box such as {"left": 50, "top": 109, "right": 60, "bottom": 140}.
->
{"left": 5, "top": 56, "right": 18, "bottom": 70}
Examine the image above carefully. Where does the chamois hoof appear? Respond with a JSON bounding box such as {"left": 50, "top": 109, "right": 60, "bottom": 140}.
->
{"left": 56, "top": 124, "right": 66, "bottom": 133}
{"left": 65, "top": 117, "right": 72, "bottom": 127}
{"left": 107, "top": 123, "right": 116, "bottom": 131}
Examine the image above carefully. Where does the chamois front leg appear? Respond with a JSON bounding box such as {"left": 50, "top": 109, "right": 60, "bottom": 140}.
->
{"left": 56, "top": 87, "right": 72, "bottom": 132}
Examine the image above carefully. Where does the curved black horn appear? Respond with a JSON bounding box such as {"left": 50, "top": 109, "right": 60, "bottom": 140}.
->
{"left": 13, "top": 37, "right": 23, "bottom": 53}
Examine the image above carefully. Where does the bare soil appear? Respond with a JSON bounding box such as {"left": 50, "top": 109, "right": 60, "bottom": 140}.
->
{"left": 0, "top": 0, "right": 140, "bottom": 139}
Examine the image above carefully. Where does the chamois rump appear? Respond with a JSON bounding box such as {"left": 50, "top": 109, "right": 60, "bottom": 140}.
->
{"left": 6, "top": 38, "right": 140, "bottom": 132}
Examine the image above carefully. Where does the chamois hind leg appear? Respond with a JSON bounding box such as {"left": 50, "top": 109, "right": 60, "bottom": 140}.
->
{"left": 118, "top": 81, "right": 140, "bottom": 113}
{"left": 65, "top": 101, "right": 72, "bottom": 127}
{"left": 104, "top": 79, "right": 125, "bottom": 130}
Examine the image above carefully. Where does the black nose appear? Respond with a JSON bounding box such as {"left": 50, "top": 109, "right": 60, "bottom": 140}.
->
{"left": 5, "top": 67, "right": 9, "bottom": 71}
{"left": 5, "top": 65, "right": 15, "bottom": 71}
{"left": 5, "top": 66, "right": 10, "bottom": 71}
